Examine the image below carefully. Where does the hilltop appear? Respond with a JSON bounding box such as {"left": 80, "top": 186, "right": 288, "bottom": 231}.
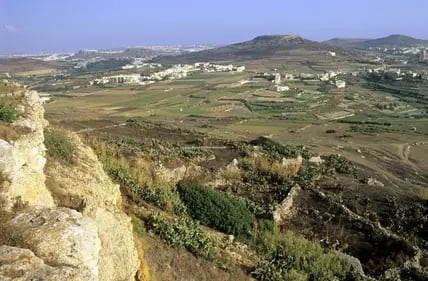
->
{"left": 154, "top": 34, "right": 354, "bottom": 64}
{"left": 325, "top": 34, "right": 428, "bottom": 49}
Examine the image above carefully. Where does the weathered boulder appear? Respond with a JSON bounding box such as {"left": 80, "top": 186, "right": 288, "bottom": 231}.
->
{"left": 96, "top": 208, "right": 140, "bottom": 281}
{"left": 273, "top": 184, "right": 301, "bottom": 226}
{"left": 367, "top": 177, "right": 385, "bottom": 187}
{"left": 3, "top": 207, "right": 100, "bottom": 280}
{"left": 308, "top": 155, "right": 324, "bottom": 165}
{"left": 0, "top": 245, "right": 88, "bottom": 281}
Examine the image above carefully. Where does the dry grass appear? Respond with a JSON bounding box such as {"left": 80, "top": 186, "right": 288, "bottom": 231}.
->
{"left": 0, "top": 123, "right": 30, "bottom": 142}
{"left": 415, "top": 188, "right": 428, "bottom": 201}
{"left": 134, "top": 236, "right": 152, "bottom": 281}
{"left": 253, "top": 156, "right": 301, "bottom": 177}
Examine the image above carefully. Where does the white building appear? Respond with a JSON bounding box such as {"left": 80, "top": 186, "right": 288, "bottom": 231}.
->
{"left": 284, "top": 73, "right": 295, "bottom": 80}
{"left": 335, "top": 80, "right": 346, "bottom": 89}
{"left": 274, "top": 73, "right": 281, "bottom": 84}
{"left": 92, "top": 74, "right": 142, "bottom": 85}
{"left": 276, "top": 85, "right": 290, "bottom": 92}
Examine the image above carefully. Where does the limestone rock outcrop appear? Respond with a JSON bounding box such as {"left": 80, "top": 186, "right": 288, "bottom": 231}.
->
{"left": 3, "top": 207, "right": 100, "bottom": 280}
{"left": 0, "top": 90, "right": 54, "bottom": 210}
{"left": 273, "top": 184, "right": 301, "bottom": 226}
{"left": 0, "top": 88, "right": 140, "bottom": 280}
{"left": 0, "top": 246, "right": 88, "bottom": 281}
{"left": 45, "top": 132, "right": 139, "bottom": 281}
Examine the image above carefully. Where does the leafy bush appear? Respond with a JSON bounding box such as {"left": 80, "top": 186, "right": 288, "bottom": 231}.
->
{"left": 250, "top": 137, "right": 312, "bottom": 159}
{"left": 0, "top": 105, "right": 19, "bottom": 123}
{"left": 293, "top": 166, "right": 322, "bottom": 188}
{"left": 252, "top": 231, "right": 365, "bottom": 281}
{"left": 177, "top": 148, "right": 212, "bottom": 158}
{"left": 325, "top": 154, "right": 355, "bottom": 174}
{"left": 44, "top": 129, "right": 75, "bottom": 162}
{"left": 145, "top": 213, "right": 216, "bottom": 259}
{"left": 177, "top": 182, "right": 253, "bottom": 237}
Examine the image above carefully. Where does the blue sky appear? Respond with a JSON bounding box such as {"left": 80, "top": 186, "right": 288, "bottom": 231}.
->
{"left": 1, "top": 0, "right": 427, "bottom": 54}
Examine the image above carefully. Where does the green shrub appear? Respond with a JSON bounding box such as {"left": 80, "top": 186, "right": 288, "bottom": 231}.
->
{"left": 325, "top": 154, "right": 355, "bottom": 174}
{"left": 177, "top": 148, "right": 212, "bottom": 158}
{"left": 145, "top": 213, "right": 216, "bottom": 259}
{"left": 250, "top": 137, "right": 312, "bottom": 159}
{"left": 0, "top": 105, "right": 19, "bottom": 123}
{"left": 44, "top": 129, "right": 75, "bottom": 162}
{"left": 252, "top": 231, "right": 365, "bottom": 281}
{"left": 177, "top": 183, "right": 253, "bottom": 237}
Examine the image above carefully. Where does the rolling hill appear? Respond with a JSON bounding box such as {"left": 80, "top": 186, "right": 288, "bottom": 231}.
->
{"left": 154, "top": 34, "right": 354, "bottom": 64}
{"left": 68, "top": 48, "right": 162, "bottom": 61}
{"left": 325, "top": 34, "right": 428, "bottom": 49}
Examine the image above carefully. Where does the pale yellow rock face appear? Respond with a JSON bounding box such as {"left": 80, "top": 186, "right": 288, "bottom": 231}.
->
{"left": 95, "top": 208, "right": 140, "bottom": 281}
{"left": 4, "top": 207, "right": 100, "bottom": 281}
{"left": 45, "top": 131, "right": 121, "bottom": 216}
{"left": 0, "top": 245, "right": 89, "bottom": 281}
{"left": 45, "top": 133, "right": 139, "bottom": 281}
{"left": 0, "top": 91, "right": 54, "bottom": 210}
{"left": 0, "top": 88, "right": 140, "bottom": 281}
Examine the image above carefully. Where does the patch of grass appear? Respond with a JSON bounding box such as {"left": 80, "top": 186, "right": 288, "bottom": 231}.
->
{"left": 0, "top": 105, "right": 19, "bottom": 123}
{"left": 145, "top": 212, "right": 217, "bottom": 260}
{"left": 44, "top": 129, "right": 75, "bottom": 163}
{"left": 339, "top": 115, "right": 392, "bottom": 126}
{"left": 349, "top": 125, "right": 392, "bottom": 134}
{"left": 131, "top": 215, "right": 146, "bottom": 237}
{"left": 252, "top": 230, "right": 366, "bottom": 281}
{"left": 0, "top": 123, "right": 28, "bottom": 142}
{"left": 245, "top": 101, "right": 306, "bottom": 116}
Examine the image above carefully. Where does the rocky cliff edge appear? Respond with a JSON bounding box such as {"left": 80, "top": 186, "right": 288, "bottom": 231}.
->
{"left": 0, "top": 89, "right": 139, "bottom": 281}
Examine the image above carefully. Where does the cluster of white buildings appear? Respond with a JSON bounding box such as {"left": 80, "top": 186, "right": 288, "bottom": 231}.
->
{"left": 89, "top": 62, "right": 247, "bottom": 85}
{"left": 318, "top": 71, "right": 340, "bottom": 82}
{"left": 142, "top": 64, "right": 197, "bottom": 81}
{"left": 90, "top": 74, "right": 143, "bottom": 85}
{"left": 143, "top": 63, "right": 246, "bottom": 81}
{"left": 369, "top": 46, "right": 423, "bottom": 56}
{"left": 362, "top": 67, "right": 428, "bottom": 81}
{"left": 256, "top": 70, "right": 346, "bottom": 92}
{"left": 194, "top": 63, "right": 246, "bottom": 72}
{"left": 122, "top": 59, "right": 162, "bottom": 70}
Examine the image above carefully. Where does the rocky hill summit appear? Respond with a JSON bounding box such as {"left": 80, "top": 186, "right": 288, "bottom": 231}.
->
{"left": 0, "top": 87, "right": 139, "bottom": 280}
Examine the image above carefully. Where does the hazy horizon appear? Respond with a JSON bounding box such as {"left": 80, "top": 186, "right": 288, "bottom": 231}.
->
{"left": 1, "top": 0, "right": 428, "bottom": 55}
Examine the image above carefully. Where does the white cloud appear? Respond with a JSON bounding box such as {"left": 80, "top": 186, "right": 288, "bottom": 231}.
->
{"left": 1, "top": 24, "right": 19, "bottom": 32}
